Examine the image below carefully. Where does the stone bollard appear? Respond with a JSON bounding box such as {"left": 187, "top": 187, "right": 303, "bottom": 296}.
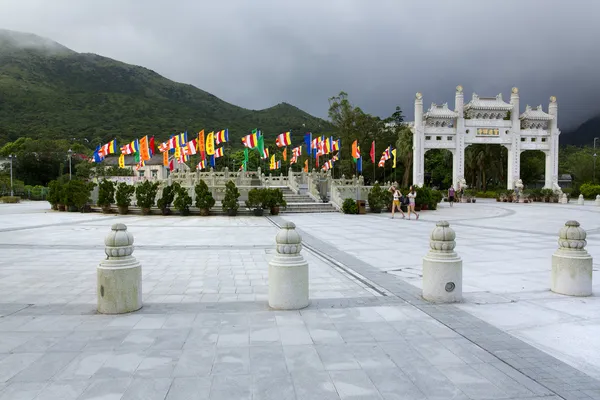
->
{"left": 551, "top": 221, "right": 592, "bottom": 297}
{"left": 268, "top": 222, "right": 309, "bottom": 310}
{"left": 97, "top": 223, "right": 142, "bottom": 314}
{"left": 561, "top": 193, "right": 568, "bottom": 204}
{"left": 422, "top": 221, "right": 462, "bottom": 303}
{"left": 595, "top": 195, "right": 600, "bottom": 206}
{"left": 578, "top": 194, "right": 584, "bottom": 205}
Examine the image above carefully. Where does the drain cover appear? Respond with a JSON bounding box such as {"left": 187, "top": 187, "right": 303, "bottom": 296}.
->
{"left": 445, "top": 282, "right": 455, "bottom": 292}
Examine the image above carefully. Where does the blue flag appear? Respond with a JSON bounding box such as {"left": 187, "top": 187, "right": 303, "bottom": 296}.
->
{"left": 93, "top": 145, "right": 104, "bottom": 163}
{"left": 304, "top": 132, "right": 312, "bottom": 152}
{"left": 209, "top": 154, "right": 215, "bottom": 168}
{"left": 357, "top": 156, "right": 363, "bottom": 173}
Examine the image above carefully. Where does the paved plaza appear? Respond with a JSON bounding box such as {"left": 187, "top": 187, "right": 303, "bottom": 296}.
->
{"left": 0, "top": 201, "right": 599, "bottom": 399}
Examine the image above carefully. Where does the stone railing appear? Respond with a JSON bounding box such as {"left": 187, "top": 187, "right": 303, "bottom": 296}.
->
{"left": 263, "top": 172, "right": 289, "bottom": 187}
{"left": 330, "top": 178, "right": 371, "bottom": 210}
{"left": 169, "top": 168, "right": 260, "bottom": 187}
{"left": 287, "top": 169, "right": 307, "bottom": 194}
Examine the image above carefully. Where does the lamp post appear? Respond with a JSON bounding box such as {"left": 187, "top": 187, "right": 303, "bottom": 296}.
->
{"left": 594, "top": 138, "right": 599, "bottom": 184}
{"left": 9, "top": 154, "right": 15, "bottom": 197}
{"left": 68, "top": 149, "right": 73, "bottom": 181}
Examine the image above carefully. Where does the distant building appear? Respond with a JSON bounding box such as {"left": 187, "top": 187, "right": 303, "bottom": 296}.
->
{"left": 99, "top": 155, "right": 190, "bottom": 181}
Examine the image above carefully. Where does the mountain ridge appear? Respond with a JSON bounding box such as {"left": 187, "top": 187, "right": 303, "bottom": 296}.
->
{"left": 0, "top": 29, "right": 331, "bottom": 148}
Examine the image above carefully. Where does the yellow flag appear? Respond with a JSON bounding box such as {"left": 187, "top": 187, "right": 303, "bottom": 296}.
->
{"left": 206, "top": 132, "right": 215, "bottom": 155}
{"left": 270, "top": 154, "right": 275, "bottom": 170}
{"left": 118, "top": 153, "right": 125, "bottom": 168}
{"left": 174, "top": 147, "right": 181, "bottom": 160}
{"left": 392, "top": 148, "right": 397, "bottom": 169}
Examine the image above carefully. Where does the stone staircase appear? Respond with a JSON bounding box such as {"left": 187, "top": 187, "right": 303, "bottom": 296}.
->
{"left": 273, "top": 186, "right": 338, "bottom": 213}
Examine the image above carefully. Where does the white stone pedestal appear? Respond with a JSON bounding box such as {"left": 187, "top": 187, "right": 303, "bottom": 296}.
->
{"left": 269, "top": 222, "right": 309, "bottom": 310}
{"left": 595, "top": 195, "right": 600, "bottom": 206}
{"left": 578, "top": 194, "right": 584, "bottom": 205}
{"left": 98, "top": 223, "right": 142, "bottom": 314}
{"left": 422, "top": 221, "right": 462, "bottom": 303}
{"left": 560, "top": 193, "right": 568, "bottom": 204}
{"left": 551, "top": 221, "right": 592, "bottom": 297}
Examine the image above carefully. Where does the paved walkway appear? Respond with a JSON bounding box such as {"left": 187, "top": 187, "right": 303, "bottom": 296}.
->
{"left": 0, "top": 201, "right": 598, "bottom": 399}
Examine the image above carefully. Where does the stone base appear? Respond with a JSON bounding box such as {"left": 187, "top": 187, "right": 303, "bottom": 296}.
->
{"left": 551, "top": 252, "right": 592, "bottom": 297}
{"left": 97, "top": 259, "right": 142, "bottom": 314}
{"left": 268, "top": 257, "right": 309, "bottom": 310}
{"left": 422, "top": 254, "right": 463, "bottom": 303}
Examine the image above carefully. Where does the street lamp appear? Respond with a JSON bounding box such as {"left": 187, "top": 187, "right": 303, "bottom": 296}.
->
{"left": 594, "top": 138, "right": 599, "bottom": 184}
{"left": 8, "top": 154, "right": 16, "bottom": 197}
{"left": 68, "top": 149, "right": 73, "bottom": 180}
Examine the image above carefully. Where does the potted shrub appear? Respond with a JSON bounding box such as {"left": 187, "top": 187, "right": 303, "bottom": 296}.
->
{"left": 135, "top": 180, "right": 160, "bottom": 215}
{"left": 540, "top": 188, "right": 553, "bottom": 203}
{"left": 246, "top": 188, "right": 264, "bottom": 216}
{"left": 115, "top": 182, "right": 135, "bottom": 215}
{"left": 62, "top": 180, "right": 95, "bottom": 212}
{"left": 47, "top": 180, "right": 61, "bottom": 210}
{"left": 368, "top": 183, "right": 385, "bottom": 213}
{"left": 265, "top": 188, "right": 287, "bottom": 215}
{"left": 342, "top": 198, "right": 358, "bottom": 214}
{"left": 222, "top": 180, "right": 240, "bottom": 216}
{"left": 157, "top": 184, "right": 177, "bottom": 215}
{"left": 97, "top": 179, "right": 115, "bottom": 214}
{"left": 194, "top": 180, "right": 215, "bottom": 216}
{"left": 174, "top": 186, "right": 192, "bottom": 216}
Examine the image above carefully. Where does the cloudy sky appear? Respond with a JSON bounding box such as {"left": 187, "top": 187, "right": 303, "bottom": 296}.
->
{"left": 1, "top": 0, "right": 598, "bottom": 129}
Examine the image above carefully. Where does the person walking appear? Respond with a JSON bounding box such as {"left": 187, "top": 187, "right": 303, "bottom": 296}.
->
{"left": 448, "top": 185, "right": 456, "bottom": 207}
{"left": 407, "top": 186, "right": 419, "bottom": 220}
{"left": 389, "top": 186, "right": 406, "bottom": 219}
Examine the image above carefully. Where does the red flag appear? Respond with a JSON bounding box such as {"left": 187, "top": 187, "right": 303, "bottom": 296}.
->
{"left": 168, "top": 159, "right": 174, "bottom": 171}
{"left": 370, "top": 141, "right": 375, "bottom": 163}
{"left": 149, "top": 136, "right": 155, "bottom": 156}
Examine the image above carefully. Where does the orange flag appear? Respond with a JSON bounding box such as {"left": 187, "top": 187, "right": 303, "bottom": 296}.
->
{"left": 163, "top": 151, "right": 168, "bottom": 167}
{"left": 303, "top": 159, "right": 308, "bottom": 172}
{"left": 198, "top": 130, "right": 205, "bottom": 159}
{"left": 283, "top": 148, "right": 287, "bottom": 162}
{"left": 139, "top": 136, "right": 151, "bottom": 161}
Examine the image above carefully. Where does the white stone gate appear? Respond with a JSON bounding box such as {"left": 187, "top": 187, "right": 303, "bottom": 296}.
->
{"left": 412, "top": 86, "right": 560, "bottom": 190}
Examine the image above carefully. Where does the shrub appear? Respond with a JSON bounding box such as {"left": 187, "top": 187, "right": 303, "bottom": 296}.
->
{"left": 0, "top": 196, "right": 20, "bottom": 203}
{"left": 368, "top": 184, "right": 386, "bottom": 212}
{"left": 173, "top": 186, "right": 192, "bottom": 215}
{"left": 222, "top": 180, "right": 240, "bottom": 212}
{"left": 157, "top": 184, "right": 177, "bottom": 211}
{"left": 540, "top": 188, "right": 554, "bottom": 200}
{"left": 115, "top": 182, "right": 135, "bottom": 207}
{"left": 246, "top": 188, "right": 265, "bottom": 209}
{"left": 264, "top": 188, "right": 287, "bottom": 209}
{"left": 579, "top": 183, "right": 600, "bottom": 199}
{"left": 194, "top": 180, "right": 215, "bottom": 211}
{"left": 62, "top": 180, "right": 95, "bottom": 210}
{"left": 135, "top": 181, "right": 160, "bottom": 209}
{"left": 430, "top": 189, "right": 443, "bottom": 208}
{"left": 342, "top": 198, "right": 358, "bottom": 214}
{"left": 97, "top": 179, "right": 115, "bottom": 207}
{"left": 47, "top": 180, "right": 62, "bottom": 206}
{"left": 474, "top": 191, "right": 497, "bottom": 199}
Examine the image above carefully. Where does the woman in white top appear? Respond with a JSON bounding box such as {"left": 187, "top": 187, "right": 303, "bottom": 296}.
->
{"left": 389, "top": 186, "right": 405, "bottom": 219}
{"left": 407, "top": 186, "right": 419, "bottom": 220}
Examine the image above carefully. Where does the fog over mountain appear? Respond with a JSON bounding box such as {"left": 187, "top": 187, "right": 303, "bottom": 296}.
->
{"left": 1, "top": 0, "right": 599, "bottom": 130}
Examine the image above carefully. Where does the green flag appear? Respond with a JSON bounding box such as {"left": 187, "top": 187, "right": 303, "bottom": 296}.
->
{"left": 257, "top": 135, "right": 268, "bottom": 159}
{"left": 243, "top": 148, "right": 249, "bottom": 170}
{"left": 134, "top": 151, "right": 140, "bottom": 163}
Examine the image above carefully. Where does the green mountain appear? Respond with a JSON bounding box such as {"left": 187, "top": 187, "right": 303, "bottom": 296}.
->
{"left": 561, "top": 114, "right": 600, "bottom": 147}
{"left": 0, "top": 29, "right": 331, "bottom": 148}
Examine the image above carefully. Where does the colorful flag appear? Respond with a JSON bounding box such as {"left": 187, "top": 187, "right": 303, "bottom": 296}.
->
{"left": 283, "top": 148, "right": 287, "bottom": 162}
{"left": 392, "top": 148, "right": 397, "bottom": 168}
{"left": 332, "top": 139, "right": 340, "bottom": 152}
{"left": 182, "top": 139, "right": 198, "bottom": 156}
{"left": 205, "top": 132, "right": 215, "bottom": 155}
{"left": 257, "top": 135, "right": 268, "bottom": 159}
{"left": 352, "top": 140, "right": 360, "bottom": 160}
{"left": 168, "top": 159, "right": 174, "bottom": 171}
{"left": 275, "top": 131, "right": 291, "bottom": 147}
{"left": 303, "top": 159, "right": 308, "bottom": 172}
{"left": 174, "top": 147, "right": 181, "bottom": 161}
{"left": 332, "top": 152, "right": 339, "bottom": 162}
{"left": 270, "top": 154, "right": 276, "bottom": 170}
{"left": 239, "top": 164, "right": 244, "bottom": 171}
{"left": 134, "top": 151, "right": 140, "bottom": 163}
{"left": 149, "top": 137, "right": 155, "bottom": 156}
{"left": 197, "top": 160, "right": 206, "bottom": 170}
{"left": 292, "top": 146, "right": 302, "bottom": 158}
{"left": 215, "top": 129, "right": 229, "bottom": 145}
{"left": 214, "top": 147, "right": 224, "bottom": 158}
{"left": 304, "top": 133, "right": 312, "bottom": 153}
{"left": 139, "top": 136, "right": 151, "bottom": 161}
{"left": 243, "top": 148, "right": 249, "bottom": 170}
{"left": 357, "top": 156, "right": 363, "bottom": 173}
{"left": 209, "top": 154, "right": 215, "bottom": 168}
{"left": 311, "top": 136, "right": 322, "bottom": 157}
{"left": 120, "top": 139, "right": 138, "bottom": 155}
{"left": 135, "top": 160, "right": 145, "bottom": 171}
{"left": 378, "top": 157, "right": 386, "bottom": 167}
{"left": 118, "top": 153, "right": 125, "bottom": 168}
{"left": 276, "top": 160, "right": 281, "bottom": 169}
{"left": 242, "top": 129, "right": 258, "bottom": 148}
{"left": 198, "top": 130, "right": 205, "bottom": 157}
{"left": 370, "top": 141, "right": 375, "bottom": 163}
{"left": 99, "top": 139, "right": 117, "bottom": 157}
{"left": 163, "top": 151, "right": 169, "bottom": 167}
{"left": 158, "top": 140, "right": 170, "bottom": 152}
{"left": 175, "top": 132, "right": 187, "bottom": 148}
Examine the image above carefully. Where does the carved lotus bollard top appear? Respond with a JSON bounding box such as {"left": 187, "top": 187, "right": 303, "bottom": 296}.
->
{"left": 558, "top": 221, "right": 587, "bottom": 250}
{"left": 552, "top": 220, "right": 593, "bottom": 297}
{"left": 104, "top": 223, "right": 135, "bottom": 258}
{"left": 275, "top": 222, "right": 302, "bottom": 255}
{"left": 429, "top": 221, "right": 456, "bottom": 252}
{"left": 268, "top": 221, "right": 309, "bottom": 310}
